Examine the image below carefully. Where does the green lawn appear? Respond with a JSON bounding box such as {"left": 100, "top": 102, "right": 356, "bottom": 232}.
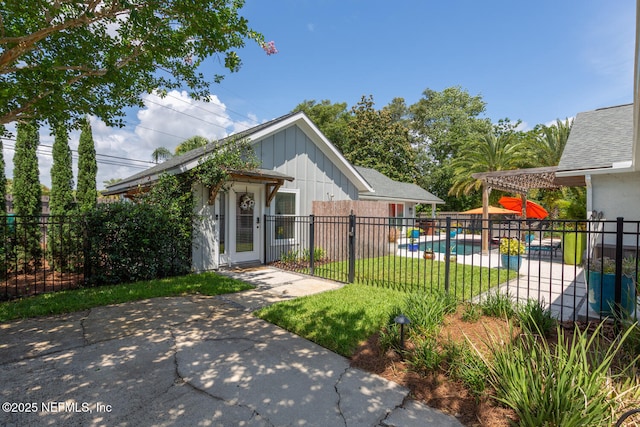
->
{"left": 255, "top": 283, "right": 408, "bottom": 356}
{"left": 313, "top": 256, "right": 516, "bottom": 299}
{"left": 257, "top": 255, "right": 516, "bottom": 357}
{"left": 0, "top": 272, "right": 253, "bottom": 322}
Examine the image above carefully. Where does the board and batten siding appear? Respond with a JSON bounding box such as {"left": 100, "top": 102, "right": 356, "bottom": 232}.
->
{"left": 253, "top": 124, "right": 360, "bottom": 216}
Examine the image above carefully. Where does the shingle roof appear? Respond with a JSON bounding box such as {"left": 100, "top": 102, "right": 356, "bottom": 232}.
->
{"left": 558, "top": 104, "right": 633, "bottom": 172}
{"left": 355, "top": 166, "right": 444, "bottom": 204}
{"left": 108, "top": 112, "right": 299, "bottom": 189}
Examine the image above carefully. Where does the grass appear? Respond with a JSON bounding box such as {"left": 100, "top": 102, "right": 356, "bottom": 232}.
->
{"left": 0, "top": 272, "right": 253, "bottom": 322}
{"left": 313, "top": 256, "right": 516, "bottom": 300}
{"left": 255, "top": 283, "right": 408, "bottom": 356}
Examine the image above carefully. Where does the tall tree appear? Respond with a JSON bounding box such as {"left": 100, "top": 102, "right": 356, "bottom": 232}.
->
{"left": 531, "top": 118, "right": 572, "bottom": 166}
{"left": 76, "top": 117, "right": 98, "bottom": 211}
{"left": 48, "top": 124, "right": 79, "bottom": 271}
{"left": 0, "top": 138, "right": 5, "bottom": 217}
{"left": 292, "top": 100, "right": 351, "bottom": 152}
{"left": 449, "top": 131, "right": 527, "bottom": 197}
{"left": 0, "top": 1, "right": 270, "bottom": 135}
{"left": 152, "top": 147, "right": 173, "bottom": 163}
{"left": 409, "top": 86, "right": 492, "bottom": 210}
{"left": 382, "top": 97, "right": 410, "bottom": 125}
{"left": 49, "top": 125, "right": 75, "bottom": 215}
{"left": 343, "top": 95, "right": 418, "bottom": 183}
{"left": 175, "top": 136, "right": 209, "bottom": 156}
{"left": 13, "top": 121, "right": 42, "bottom": 265}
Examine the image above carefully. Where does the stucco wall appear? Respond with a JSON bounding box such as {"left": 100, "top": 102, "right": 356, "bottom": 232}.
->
{"left": 591, "top": 172, "right": 640, "bottom": 221}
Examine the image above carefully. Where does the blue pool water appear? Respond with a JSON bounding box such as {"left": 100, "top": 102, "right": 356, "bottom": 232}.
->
{"left": 401, "top": 239, "right": 484, "bottom": 255}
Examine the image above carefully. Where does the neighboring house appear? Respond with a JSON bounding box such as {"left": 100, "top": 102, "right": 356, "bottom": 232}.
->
{"left": 104, "top": 111, "right": 443, "bottom": 270}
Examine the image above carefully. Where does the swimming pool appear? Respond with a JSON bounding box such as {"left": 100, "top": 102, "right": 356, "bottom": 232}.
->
{"left": 401, "top": 239, "right": 484, "bottom": 255}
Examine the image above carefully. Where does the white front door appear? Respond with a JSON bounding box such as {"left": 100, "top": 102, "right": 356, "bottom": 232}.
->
{"left": 230, "top": 184, "right": 262, "bottom": 264}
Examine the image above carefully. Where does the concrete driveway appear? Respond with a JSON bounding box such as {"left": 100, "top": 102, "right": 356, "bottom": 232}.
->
{"left": 0, "top": 268, "right": 463, "bottom": 426}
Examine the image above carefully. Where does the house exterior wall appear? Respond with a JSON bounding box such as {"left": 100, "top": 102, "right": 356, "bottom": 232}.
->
{"left": 253, "top": 125, "right": 360, "bottom": 216}
{"left": 590, "top": 172, "right": 640, "bottom": 252}
{"left": 592, "top": 172, "right": 640, "bottom": 221}
{"left": 191, "top": 182, "right": 220, "bottom": 271}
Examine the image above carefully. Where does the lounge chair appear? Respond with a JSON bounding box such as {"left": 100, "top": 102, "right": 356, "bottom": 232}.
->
{"left": 527, "top": 237, "right": 561, "bottom": 256}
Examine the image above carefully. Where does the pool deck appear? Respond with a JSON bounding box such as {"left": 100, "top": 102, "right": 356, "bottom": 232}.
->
{"left": 397, "top": 232, "right": 599, "bottom": 322}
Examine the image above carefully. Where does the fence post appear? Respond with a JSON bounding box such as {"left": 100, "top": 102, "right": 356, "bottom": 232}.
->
{"left": 263, "top": 214, "right": 267, "bottom": 265}
{"left": 82, "top": 215, "right": 91, "bottom": 285}
{"left": 309, "top": 214, "right": 315, "bottom": 276}
{"left": 348, "top": 211, "right": 356, "bottom": 283}
{"left": 444, "top": 216, "right": 451, "bottom": 294}
{"left": 614, "top": 217, "right": 624, "bottom": 330}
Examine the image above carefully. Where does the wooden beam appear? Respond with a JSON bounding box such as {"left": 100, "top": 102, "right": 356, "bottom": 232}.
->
{"left": 265, "top": 179, "right": 284, "bottom": 207}
{"left": 208, "top": 182, "right": 224, "bottom": 205}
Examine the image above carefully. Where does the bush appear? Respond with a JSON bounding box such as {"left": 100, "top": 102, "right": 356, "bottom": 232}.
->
{"left": 402, "top": 292, "right": 457, "bottom": 336}
{"left": 483, "top": 322, "right": 638, "bottom": 426}
{"left": 84, "top": 202, "right": 191, "bottom": 285}
{"left": 481, "top": 291, "right": 516, "bottom": 318}
{"left": 517, "top": 298, "right": 555, "bottom": 337}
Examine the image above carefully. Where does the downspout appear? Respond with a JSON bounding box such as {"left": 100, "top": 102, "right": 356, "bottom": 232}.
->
{"left": 585, "top": 174, "right": 593, "bottom": 214}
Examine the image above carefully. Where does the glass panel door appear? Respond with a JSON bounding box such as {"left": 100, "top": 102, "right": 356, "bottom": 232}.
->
{"left": 235, "top": 191, "right": 255, "bottom": 253}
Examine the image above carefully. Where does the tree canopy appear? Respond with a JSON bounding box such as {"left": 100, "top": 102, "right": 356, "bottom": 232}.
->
{"left": 175, "top": 135, "right": 209, "bottom": 155}
{"left": 292, "top": 100, "right": 351, "bottom": 153}
{"left": 0, "top": 0, "right": 267, "bottom": 133}
{"left": 343, "top": 96, "right": 417, "bottom": 183}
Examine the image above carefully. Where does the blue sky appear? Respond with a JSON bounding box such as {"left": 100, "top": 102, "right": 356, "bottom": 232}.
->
{"left": 219, "top": 0, "right": 635, "bottom": 128}
{"left": 4, "top": 0, "right": 636, "bottom": 189}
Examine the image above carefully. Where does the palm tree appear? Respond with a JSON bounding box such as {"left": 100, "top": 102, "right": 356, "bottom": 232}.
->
{"left": 175, "top": 136, "right": 208, "bottom": 155}
{"left": 532, "top": 118, "right": 572, "bottom": 166}
{"left": 449, "top": 131, "right": 527, "bottom": 196}
{"left": 151, "top": 147, "right": 172, "bottom": 163}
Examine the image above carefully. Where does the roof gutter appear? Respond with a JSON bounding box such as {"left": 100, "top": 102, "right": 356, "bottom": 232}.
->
{"left": 555, "top": 160, "right": 635, "bottom": 178}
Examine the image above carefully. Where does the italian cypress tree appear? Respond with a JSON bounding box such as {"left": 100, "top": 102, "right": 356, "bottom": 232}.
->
{"left": 48, "top": 124, "right": 79, "bottom": 271}
{"left": 50, "top": 124, "right": 75, "bottom": 214}
{"left": 13, "top": 121, "right": 42, "bottom": 268}
{"left": 0, "top": 138, "right": 5, "bottom": 217}
{"left": 77, "top": 117, "right": 98, "bottom": 212}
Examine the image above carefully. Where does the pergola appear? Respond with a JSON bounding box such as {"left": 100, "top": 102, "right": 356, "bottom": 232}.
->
{"left": 471, "top": 166, "right": 585, "bottom": 252}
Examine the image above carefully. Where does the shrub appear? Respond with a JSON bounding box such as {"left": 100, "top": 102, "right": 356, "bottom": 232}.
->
{"left": 402, "top": 292, "right": 457, "bottom": 336}
{"left": 461, "top": 302, "right": 482, "bottom": 323}
{"left": 409, "top": 336, "right": 442, "bottom": 373}
{"left": 443, "top": 340, "right": 488, "bottom": 397}
{"left": 483, "top": 322, "right": 639, "bottom": 426}
{"left": 517, "top": 298, "right": 555, "bottom": 337}
{"left": 481, "top": 291, "right": 516, "bottom": 318}
{"left": 84, "top": 201, "right": 191, "bottom": 285}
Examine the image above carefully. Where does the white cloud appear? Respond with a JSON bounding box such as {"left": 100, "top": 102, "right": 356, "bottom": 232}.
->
{"left": 2, "top": 89, "right": 258, "bottom": 190}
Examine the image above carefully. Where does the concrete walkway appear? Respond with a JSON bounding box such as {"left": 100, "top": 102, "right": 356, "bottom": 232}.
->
{"left": 0, "top": 267, "right": 463, "bottom": 427}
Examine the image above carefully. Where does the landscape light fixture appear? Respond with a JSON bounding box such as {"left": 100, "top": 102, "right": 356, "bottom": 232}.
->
{"left": 394, "top": 314, "right": 411, "bottom": 349}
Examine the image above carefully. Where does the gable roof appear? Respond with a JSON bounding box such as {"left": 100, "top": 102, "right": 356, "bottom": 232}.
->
{"left": 105, "top": 111, "right": 373, "bottom": 195}
{"left": 557, "top": 104, "right": 634, "bottom": 176}
{"left": 355, "top": 166, "right": 444, "bottom": 204}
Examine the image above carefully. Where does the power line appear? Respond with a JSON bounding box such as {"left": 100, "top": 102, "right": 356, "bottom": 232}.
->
{"left": 2, "top": 138, "right": 153, "bottom": 170}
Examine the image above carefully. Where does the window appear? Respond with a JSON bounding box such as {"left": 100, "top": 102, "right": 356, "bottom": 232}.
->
{"left": 389, "top": 203, "right": 404, "bottom": 228}
{"left": 274, "top": 191, "right": 296, "bottom": 240}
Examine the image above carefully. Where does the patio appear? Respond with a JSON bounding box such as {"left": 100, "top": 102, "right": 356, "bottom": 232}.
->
{"left": 397, "top": 232, "right": 594, "bottom": 322}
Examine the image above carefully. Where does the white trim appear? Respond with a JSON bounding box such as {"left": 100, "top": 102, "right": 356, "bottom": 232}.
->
{"left": 270, "top": 188, "right": 300, "bottom": 244}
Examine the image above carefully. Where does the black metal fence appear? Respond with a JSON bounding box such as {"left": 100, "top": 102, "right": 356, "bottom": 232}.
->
{"left": 1, "top": 212, "right": 191, "bottom": 301}
{"left": 0, "top": 214, "right": 86, "bottom": 300}
{"left": 265, "top": 214, "right": 640, "bottom": 323}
